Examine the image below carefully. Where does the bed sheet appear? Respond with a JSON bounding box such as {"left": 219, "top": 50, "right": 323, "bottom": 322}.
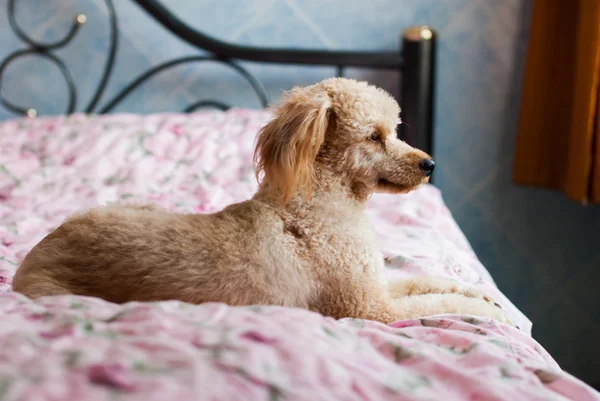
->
{"left": 0, "top": 110, "right": 597, "bottom": 400}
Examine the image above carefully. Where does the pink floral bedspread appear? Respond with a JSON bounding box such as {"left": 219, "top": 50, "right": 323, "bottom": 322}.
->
{"left": 0, "top": 110, "right": 597, "bottom": 400}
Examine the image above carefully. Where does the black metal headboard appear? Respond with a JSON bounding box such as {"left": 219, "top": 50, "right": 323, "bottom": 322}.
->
{"left": 0, "top": 0, "right": 437, "bottom": 156}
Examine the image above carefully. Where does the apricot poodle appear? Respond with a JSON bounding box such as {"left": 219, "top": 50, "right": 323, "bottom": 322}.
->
{"left": 12, "top": 78, "right": 512, "bottom": 326}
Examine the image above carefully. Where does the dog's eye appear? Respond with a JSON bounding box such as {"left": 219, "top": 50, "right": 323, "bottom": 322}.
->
{"left": 369, "top": 131, "right": 381, "bottom": 142}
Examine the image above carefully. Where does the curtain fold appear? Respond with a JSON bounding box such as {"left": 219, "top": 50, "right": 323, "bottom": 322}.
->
{"left": 513, "top": 0, "right": 600, "bottom": 203}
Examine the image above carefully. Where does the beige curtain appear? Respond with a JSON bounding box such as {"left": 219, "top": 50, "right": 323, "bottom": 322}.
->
{"left": 513, "top": 0, "right": 600, "bottom": 203}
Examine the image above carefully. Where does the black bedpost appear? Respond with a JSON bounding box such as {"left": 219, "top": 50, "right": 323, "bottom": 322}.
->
{"left": 399, "top": 26, "right": 436, "bottom": 160}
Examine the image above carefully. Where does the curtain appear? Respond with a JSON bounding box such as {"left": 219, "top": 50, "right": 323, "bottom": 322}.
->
{"left": 513, "top": 0, "right": 600, "bottom": 204}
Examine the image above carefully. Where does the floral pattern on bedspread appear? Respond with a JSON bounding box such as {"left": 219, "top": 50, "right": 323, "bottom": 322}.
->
{"left": 0, "top": 110, "right": 597, "bottom": 400}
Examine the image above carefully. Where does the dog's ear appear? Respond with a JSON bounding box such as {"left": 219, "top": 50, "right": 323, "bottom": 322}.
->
{"left": 254, "top": 86, "right": 331, "bottom": 205}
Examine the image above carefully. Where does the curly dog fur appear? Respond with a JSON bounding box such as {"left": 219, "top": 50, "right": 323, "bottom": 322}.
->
{"left": 12, "top": 78, "right": 512, "bottom": 325}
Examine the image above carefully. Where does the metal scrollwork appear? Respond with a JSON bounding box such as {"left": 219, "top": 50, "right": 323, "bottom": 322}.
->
{"left": 0, "top": 0, "right": 92, "bottom": 116}
{"left": 0, "top": 0, "right": 269, "bottom": 117}
{"left": 98, "top": 56, "right": 269, "bottom": 113}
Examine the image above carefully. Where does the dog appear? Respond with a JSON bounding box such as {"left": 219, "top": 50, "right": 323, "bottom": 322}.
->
{"left": 12, "top": 78, "right": 512, "bottom": 326}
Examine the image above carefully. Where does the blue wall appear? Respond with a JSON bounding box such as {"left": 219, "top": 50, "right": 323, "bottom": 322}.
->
{"left": 1, "top": 0, "right": 599, "bottom": 386}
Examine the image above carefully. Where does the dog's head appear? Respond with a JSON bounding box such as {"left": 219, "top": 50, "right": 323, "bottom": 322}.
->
{"left": 254, "top": 78, "right": 434, "bottom": 204}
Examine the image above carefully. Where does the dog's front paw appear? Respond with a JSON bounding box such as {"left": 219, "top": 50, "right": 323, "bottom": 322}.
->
{"left": 389, "top": 276, "right": 486, "bottom": 299}
{"left": 487, "top": 304, "right": 517, "bottom": 328}
{"left": 460, "top": 288, "right": 518, "bottom": 328}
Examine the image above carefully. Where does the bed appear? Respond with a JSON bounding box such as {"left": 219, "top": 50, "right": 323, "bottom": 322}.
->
{"left": 0, "top": 1, "right": 598, "bottom": 400}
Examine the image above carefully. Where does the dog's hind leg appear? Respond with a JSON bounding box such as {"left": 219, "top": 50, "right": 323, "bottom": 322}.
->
{"left": 11, "top": 271, "right": 73, "bottom": 299}
{"left": 12, "top": 280, "right": 73, "bottom": 299}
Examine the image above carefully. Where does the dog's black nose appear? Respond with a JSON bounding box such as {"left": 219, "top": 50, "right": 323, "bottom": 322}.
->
{"left": 419, "top": 159, "right": 435, "bottom": 176}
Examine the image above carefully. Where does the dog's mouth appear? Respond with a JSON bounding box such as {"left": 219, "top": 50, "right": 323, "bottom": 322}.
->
{"left": 376, "top": 176, "right": 429, "bottom": 193}
{"left": 377, "top": 178, "right": 409, "bottom": 191}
